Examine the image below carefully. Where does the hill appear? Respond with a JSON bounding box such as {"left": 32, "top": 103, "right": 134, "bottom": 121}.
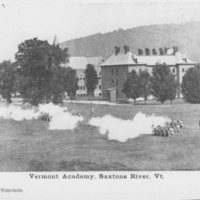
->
{"left": 60, "top": 21, "right": 200, "bottom": 62}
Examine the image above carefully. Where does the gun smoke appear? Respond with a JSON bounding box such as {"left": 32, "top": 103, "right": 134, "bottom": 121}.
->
{"left": 89, "top": 112, "right": 171, "bottom": 142}
{"left": 0, "top": 103, "right": 83, "bottom": 130}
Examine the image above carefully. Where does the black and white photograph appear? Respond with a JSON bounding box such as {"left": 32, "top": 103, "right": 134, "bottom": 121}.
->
{"left": 1, "top": 0, "right": 200, "bottom": 199}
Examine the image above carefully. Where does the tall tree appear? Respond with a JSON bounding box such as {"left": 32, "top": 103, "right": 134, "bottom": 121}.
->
{"left": 84, "top": 64, "right": 98, "bottom": 98}
{"left": 166, "top": 75, "right": 179, "bottom": 104}
{"left": 150, "top": 64, "right": 178, "bottom": 104}
{"left": 138, "top": 70, "right": 151, "bottom": 104}
{"left": 0, "top": 60, "right": 16, "bottom": 104}
{"left": 15, "top": 38, "right": 68, "bottom": 105}
{"left": 181, "top": 66, "right": 200, "bottom": 103}
{"left": 62, "top": 67, "right": 78, "bottom": 100}
{"left": 123, "top": 69, "right": 141, "bottom": 104}
{"left": 50, "top": 66, "right": 66, "bottom": 105}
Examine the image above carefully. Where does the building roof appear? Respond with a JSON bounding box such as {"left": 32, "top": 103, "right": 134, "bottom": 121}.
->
{"left": 87, "top": 57, "right": 104, "bottom": 67}
{"left": 100, "top": 52, "right": 137, "bottom": 67}
{"left": 62, "top": 56, "right": 104, "bottom": 69}
{"left": 101, "top": 51, "right": 196, "bottom": 67}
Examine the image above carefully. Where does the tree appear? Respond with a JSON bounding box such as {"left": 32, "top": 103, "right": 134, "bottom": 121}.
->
{"left": 181, "top": 66, "right": 200, "bottom": 103}
{"left": 167, "top": 75, "right": 179, "bottom": 104}
{"left": 138, "top": 70, "right": 151, "bottom": 104}
{"left": 150, "top": 64, "right": 178, "bottom": 104}
{"left": 50, "top": 66, "right": 66, "bottom": 105}
{"left": 15, "top": 38, "right": 68, "bottom": 105}
{"left": 62, "top": 67, "right": 78, "bottom": 100}
{"left": 84, "top": 64, "right": 98, "bottom": 98}
{"left": 0, "top": 60, "right": 16, "bottom": 104}
{"left": 122, "top": 69, "right": 141, "bottom": 104}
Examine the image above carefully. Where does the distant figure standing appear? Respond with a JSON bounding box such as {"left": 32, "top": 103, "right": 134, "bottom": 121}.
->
{"left": 91, "top": 105, "right": 94, "bottom": 118}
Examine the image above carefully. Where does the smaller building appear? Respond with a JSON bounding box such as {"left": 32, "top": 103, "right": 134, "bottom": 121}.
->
{"left": 63, "top": 56, "right": 104, "bottom": 98}
{"left": 106, "top": 88, "right": 117, "bottom": 102}
{"left": 53, "top": 35, "right": 104, "bottom": 99}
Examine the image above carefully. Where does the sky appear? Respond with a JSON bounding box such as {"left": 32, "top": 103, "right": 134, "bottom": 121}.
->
{"left": 1, "top": 0, "right": 200, "bottom": 62}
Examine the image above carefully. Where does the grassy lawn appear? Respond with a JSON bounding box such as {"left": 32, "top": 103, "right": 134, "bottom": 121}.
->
{"left": 0, "top": 99, "right": 200, "bottom": 171}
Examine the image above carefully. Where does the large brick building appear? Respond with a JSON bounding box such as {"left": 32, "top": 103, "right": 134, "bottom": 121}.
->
{"left": 100, "top": 47, "right": 196, "bottom": 100}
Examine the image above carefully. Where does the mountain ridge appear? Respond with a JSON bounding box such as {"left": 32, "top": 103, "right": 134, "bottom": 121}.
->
{"left": 60, "top": 21, "right": 200, "bottom": 62}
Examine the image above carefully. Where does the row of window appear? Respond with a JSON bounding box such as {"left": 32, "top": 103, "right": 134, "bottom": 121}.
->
{"left": 77, "top": 93, "right": 102, "bottom": 97}
{"left": 79, "top": 78, "right": 102, "bottom": 82}
{"left": 172, "top": 68, "right": 185, "bottom": 73}
{"left": 78, "top": 72, "right": 101, "bottom": 81}
{"left": 78, "top": 77, "right": 85, "bottom": 81}
{"left": 78, "top": 85, "right": 102, "bottom": 91}
{"left": 137, "top": 68, "right": 185, "bottom": 74}
{"left": 110, "top": 67, "right": 186, "bottom": 75}
{"left": 77, "top": 93, "right": 87, "bottom": 97}
{"left": 78, "top": 85, "right": 86, "bottom": 90}
{"left": 78, "top": 76, "right": 101, "bottom": 81}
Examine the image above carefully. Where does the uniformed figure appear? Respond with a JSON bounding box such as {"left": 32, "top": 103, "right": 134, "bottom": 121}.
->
{"left": 152, "top": 119, "right": 183, "bottom": 137}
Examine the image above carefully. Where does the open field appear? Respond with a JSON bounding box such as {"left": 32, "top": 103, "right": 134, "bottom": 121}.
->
{"left": 0, "top": 99, "right": 200, "bottom": 171}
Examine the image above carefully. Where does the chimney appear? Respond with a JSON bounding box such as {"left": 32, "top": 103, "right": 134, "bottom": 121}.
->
{"left": 131, "top": 55, "right": 138, "bottom": 63}
{"left": 164, "top": 47, "right": 169, "bottom": 54}
{"left": 183, "top": 58, "right": 187, "bottom": 63}
{"left": 115, "top": 46, "right": 120, "bottom": 55}
{"left": 152, "top": 48, "right": 157, "bottom": 55}
{"left": 173, "top": 46, "right": 179, "bottom": 54}
{"left": 134, "top": 58, "right": 138, "bottom": 63}
{"left": 124, "top": 45, "right": 129, "bottom": 54}
{"left": 159, "top": 48, "right": 164, "bottom": 55}
{"left": 138, "top": 49, "right": 143, "bottom": 55}
{"left": 145, "top": 48, "right": 150, "bottom": 56}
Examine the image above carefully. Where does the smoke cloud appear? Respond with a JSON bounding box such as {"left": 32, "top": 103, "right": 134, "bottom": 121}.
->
{"left": 0, "top": 105, "right": 39, "bottom": 121}
{"left": 39, "top": 103, "right": 83, "bottom": 130}
{"left": 49, "top": 112, "right": 83, "bottom": 130}
{"left": 38, "top": 103, "right": 67, "bottom": 116}
{"left": 0, "top": 103, "right": 83, "bottom": 130}
{"left": 89, "top": 112, "right": 171, "bottom": 142}
{"left": 0, "top": 103, "right": 170, "bottom": 135}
